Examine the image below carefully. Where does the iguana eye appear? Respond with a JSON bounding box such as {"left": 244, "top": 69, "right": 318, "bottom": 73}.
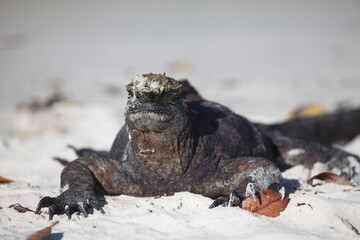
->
{"left": 166, "top": 91, "right": 181, "bottom": 102}
{"left": 147, "top": 92, "right": 156, "bottom": 100}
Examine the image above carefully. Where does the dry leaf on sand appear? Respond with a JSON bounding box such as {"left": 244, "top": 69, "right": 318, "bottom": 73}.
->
{"left": 9, "top": 203, "right": 35, "bottom": 213}
{"left": 241, "top": 189, "right": 290, "bottom": 217}
{"left": 307, "top": 172, "right": 353, "bottom": 186}
{"left": 0, "top": 176, "right": 14, "bottom": 184}
{"left": 26, "top": 221, "right": 59, "bottom": 240}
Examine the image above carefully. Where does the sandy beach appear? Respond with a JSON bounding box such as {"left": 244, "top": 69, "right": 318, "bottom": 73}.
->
{"left": 1, "top": 84, "right": 360, "bottom": 240}
{"left": 1, "top": 1, "right": 360, "bottom": 239}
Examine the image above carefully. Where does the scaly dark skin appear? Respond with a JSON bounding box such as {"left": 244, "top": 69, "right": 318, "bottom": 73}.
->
{"left": 36, "top": 73, "right": 360, "bottom": 220}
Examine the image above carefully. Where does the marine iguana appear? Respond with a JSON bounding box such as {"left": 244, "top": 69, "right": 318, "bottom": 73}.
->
{"left": 36, "top": 73, "right": 360, "bottom": 219}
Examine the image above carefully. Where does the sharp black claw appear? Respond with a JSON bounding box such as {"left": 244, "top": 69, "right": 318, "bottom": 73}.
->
{"left": 209, "top": 196, "right": 230, "bottom": 209}
{"left": 49, "top": 205, "right": 55, "bottom": 220}
{"left": 65, "top": 205, "right": 71, "bottom": 219}
{"left": 88, "top": 199, "right": 99, "bottom": 210}
{"left": 53, "top": 157, "right": 70, "bottom": 166}
{"left": 77, "top": 202, "right": 88, "bottom": 218}
{"left": 35, "top": 205, "right": 42, "bottom": 215}
{"left": 67, "top": 144, "right": 77, "bottom": 152}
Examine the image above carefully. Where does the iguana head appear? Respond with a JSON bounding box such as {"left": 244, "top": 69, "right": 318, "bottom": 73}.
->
{"left": 125, "top": 73, "right": 189, "bottom": 133}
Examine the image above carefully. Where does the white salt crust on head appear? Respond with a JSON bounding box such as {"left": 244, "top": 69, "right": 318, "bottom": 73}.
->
{"left": 129, "top": 74, "right": 165, "bottom": 93}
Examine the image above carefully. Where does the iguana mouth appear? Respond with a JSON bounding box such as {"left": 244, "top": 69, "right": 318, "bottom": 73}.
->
{"left": 125, "top": 104, "right": 177, "bottom": 132}
{"left": 126, "top": 104, "right": 175, "bottom": 121}
{"left": 127, "top": 111, "right": 174, "bottom": 123}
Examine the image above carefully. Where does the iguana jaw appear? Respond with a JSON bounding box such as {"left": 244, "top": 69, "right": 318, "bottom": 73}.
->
{"left": 128, "top": 111, "right": 174, "bottom": 123}
{"left": 125, "top": 104, "right": 177, "bottom": 132}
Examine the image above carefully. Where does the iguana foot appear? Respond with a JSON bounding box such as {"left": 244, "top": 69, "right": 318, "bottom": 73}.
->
{"left": 209, "top": 192, "right": 242, "bottom": 208}
{"left": 327, "top": 155, "right": 360, "bottom": 185}
{"left": 36, "top": 188, "right": 99, "bottom": 220}
{"left": 209, "top": 181, "right": 284, "bottom": 209}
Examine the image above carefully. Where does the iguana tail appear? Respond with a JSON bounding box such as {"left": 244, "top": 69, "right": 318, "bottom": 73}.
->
{"left": 258, "top": 108, "right": 360, "bottom": 145}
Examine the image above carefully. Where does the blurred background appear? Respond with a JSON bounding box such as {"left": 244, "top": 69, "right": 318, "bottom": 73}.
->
{"left": 1, "top": 0, "right": 360, "bottom": 119}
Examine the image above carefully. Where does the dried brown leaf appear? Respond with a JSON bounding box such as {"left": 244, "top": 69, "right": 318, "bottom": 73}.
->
{"left": 9, "top": 203, "right": 35, "bottom": 213}
{"left": 0, "top": 176, "right": 14, "bottom": 184}
{"left": 307, "top": 172, "right": 353, "bottom": 186}
{"left": 241, "top": 189, "right": 290, "bottom": 217}
{"left": 26, "top": 221, "right": 59, "bottom": 240}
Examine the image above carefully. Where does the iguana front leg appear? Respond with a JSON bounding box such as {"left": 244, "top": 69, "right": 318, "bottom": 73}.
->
{"left": 195, "top": 157, "right": 283, "bottom": 208}
{"left": 36, "top": 157, "right": 137, "bottom": 219}
{"left": 36, "top": 160, "right": 99, "bottom": 219}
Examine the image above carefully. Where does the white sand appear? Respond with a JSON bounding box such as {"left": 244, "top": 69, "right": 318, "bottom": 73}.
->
{"left": 1, "top": 1, "right": 360, "bottom": 239}
{"left": 0, "top": 94, "right": 359, "bottom": 240}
